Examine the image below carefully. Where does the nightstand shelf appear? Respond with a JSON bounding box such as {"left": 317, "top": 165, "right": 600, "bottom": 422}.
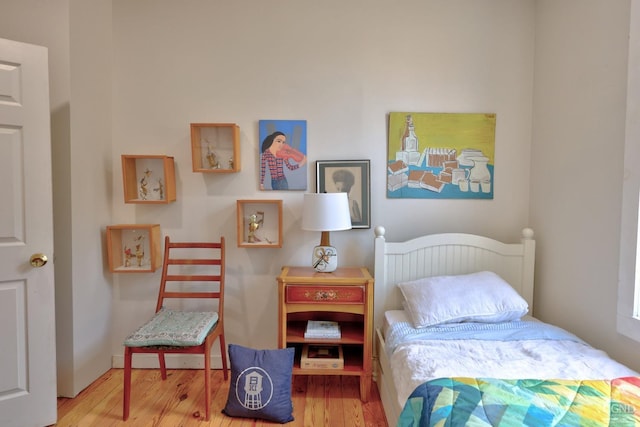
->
{"left": 277, "top": 266, "right": 374, "bottom": 401}
{"left": 292, "top": 345, "right": 364, "bottom": 373}
{"left": 284, "top": 320, "right": 364, "bottom": 344}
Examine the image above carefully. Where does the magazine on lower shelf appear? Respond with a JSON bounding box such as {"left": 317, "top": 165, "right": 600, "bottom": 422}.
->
{"left": 304, "top": 320, "right": 341, "bottom": 339}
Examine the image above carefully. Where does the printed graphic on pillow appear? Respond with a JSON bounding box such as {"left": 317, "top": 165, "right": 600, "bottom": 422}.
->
{"left": 234, "top": 366, "right": 275, "bottom": 410}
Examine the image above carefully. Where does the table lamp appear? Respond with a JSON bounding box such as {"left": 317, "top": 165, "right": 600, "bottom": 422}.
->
{"left": 301, "top": 193, "right": 352, "bottom": 272}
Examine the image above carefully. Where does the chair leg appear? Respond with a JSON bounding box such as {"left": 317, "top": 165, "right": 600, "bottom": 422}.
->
{"left": 158, "top": 351, "right": 167, "bottom": 380}
{"left": 219, "top": 333, "right": 229, "bottom": 380}
{"left": 204, "top": 339, "right": 213, "bottom": 421}
{"left": 123, "top": 347, "right": 132, "bottom": 421}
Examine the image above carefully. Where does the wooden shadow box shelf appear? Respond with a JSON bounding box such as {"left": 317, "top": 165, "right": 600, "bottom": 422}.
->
{"left": 191, "top": 123, "right": 240, "bottom": 173}
{"left": 106, "top": 224, "right": 162, "bottom": 273}
{"left": 236, "top": 199, "right": 283, "bottom": 248}
{"left": 121, "top": 155, "right": 176, "bottom": 204}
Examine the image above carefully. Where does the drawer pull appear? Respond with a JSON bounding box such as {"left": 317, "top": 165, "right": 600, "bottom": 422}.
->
{"left": 306, "top": 289, "right": 351, "bottom": 301}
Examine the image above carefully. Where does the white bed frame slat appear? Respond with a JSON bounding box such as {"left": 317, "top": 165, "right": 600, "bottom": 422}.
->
{"left": 372, "top": 227, "right": 535, "bottom": 425}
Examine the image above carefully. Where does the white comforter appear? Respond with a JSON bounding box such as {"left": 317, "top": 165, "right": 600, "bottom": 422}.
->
{"left": 391, "top": 338, "right": 639, "bottom": 409}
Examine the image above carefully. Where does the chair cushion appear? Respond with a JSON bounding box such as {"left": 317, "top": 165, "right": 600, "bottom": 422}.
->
{"left": 123, "top": 307, "right": 219, "bottom": 347}
{"left": 222, "top": 344, "right": 295, "bottom": 423}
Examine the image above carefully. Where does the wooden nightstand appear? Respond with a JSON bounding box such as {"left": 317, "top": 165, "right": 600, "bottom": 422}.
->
{"left": 277, "top": 266, "right": 374, "bottom": 401}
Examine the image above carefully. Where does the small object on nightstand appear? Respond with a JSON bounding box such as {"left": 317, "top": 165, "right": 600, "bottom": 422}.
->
{"left": 301, "top": 344, "right": 344, "bottom": 369}
{"left": 312, "top": 246, "right": 337, "bottom": 272}
{"left": 304, "top": 320, "right": 341, "bottom": 339}
{"left": 301, "top": 193, "right": 352, "bottom": 273}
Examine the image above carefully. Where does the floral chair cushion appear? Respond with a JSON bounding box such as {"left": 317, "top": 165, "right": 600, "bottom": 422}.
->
{"left": 123, "top": 307, "right": 219, "bottom": 347}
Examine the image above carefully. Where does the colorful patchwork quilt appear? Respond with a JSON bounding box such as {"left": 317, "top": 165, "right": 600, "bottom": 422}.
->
{"left": 398, "top": 377, "right": 640, "bottom": 426}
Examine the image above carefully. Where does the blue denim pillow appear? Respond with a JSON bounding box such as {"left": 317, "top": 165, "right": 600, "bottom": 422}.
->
{"left": 222, "top": 344, "right": 295, "bottom": 423}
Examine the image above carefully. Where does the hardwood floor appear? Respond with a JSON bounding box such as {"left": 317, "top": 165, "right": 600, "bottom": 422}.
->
{"left": 53, "top": 369, "right": 388, "bottom": 426}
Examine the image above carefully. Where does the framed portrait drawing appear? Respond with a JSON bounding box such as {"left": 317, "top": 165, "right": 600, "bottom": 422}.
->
{"left": 316, "top": 160, "right": 371, "bottom": 229}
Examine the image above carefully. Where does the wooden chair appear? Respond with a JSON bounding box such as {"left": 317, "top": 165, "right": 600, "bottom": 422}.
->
{"left": 122, "top": 236, "right": 228, "bottom": 421}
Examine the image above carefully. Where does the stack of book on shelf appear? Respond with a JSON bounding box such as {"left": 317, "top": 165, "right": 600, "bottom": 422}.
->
{"left": 301, "top": 344, "right": 344, "bottom": 369}
{"left": 304, "top": 320, "right": 341, "bottom": 339}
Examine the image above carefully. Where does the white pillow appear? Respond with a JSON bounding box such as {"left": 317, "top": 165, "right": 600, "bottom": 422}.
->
{"left": 397, "top": 271, "right": 529, "bottom": 328}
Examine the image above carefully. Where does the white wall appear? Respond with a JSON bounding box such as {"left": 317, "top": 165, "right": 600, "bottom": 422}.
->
{"left": 0, "top": 0, "right": 114, "bottom": 397}
{"left": 531, "top": 0, "right": 640, "bottom": 371}
{"left": 4, "top": 0, "right": 639, "bottom": 399}
{"left": 68, "top": 0, "right": 114, "bottom": 395}
{"left": 108, "top": 0, "right": 536, "bottom": 367}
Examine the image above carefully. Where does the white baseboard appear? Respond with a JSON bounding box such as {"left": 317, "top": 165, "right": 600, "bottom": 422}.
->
{"left": 112, "top": 354, "right": 224, "bottom": 369}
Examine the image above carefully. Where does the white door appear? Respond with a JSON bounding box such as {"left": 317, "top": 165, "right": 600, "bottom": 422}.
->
{"left": 0, "top": 38, "right": 57, "bottom": 427}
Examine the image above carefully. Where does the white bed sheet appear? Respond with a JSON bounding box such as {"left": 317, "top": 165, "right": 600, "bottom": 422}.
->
{"left": 383, "top": 309, "right": 410, "bottom": 338}
{"left": 384, "top": 310, "right": 639, "bottom": 409}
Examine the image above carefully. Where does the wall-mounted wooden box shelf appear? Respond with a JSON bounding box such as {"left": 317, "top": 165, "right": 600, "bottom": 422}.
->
{"left": 237, "top": 199, "right": 283, "bottom": 248}
{"left": 121, "top": 155, "right": 176, "bottom": 204}
{"left": 106, "top": 224, "right": 162, "bottom": 273}
{"left": 191, "top": 123, "right": 240, "bottom": 173}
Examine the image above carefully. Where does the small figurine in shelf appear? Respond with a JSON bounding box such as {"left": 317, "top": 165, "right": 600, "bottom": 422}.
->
{"left": 153, "top": 178, "right": 164, "bottom": 200}
{"left": 248, "top": 211, "right": 264, "bottom": 243}
{"left": 139, "top": 168, "right": 152, "bottom": 200}
{"left": 123, "top": 232, "right": 146, "bottom": 268}
{"left": 205, "top": 142, "right": 218, "bottom": 169}
{"left": 124, "top": 245, "right": 133, "bottom": 267}
{"left": 135, "top": 243, "right": 144, "bottom": 267}
{"left": 228, "top": 157, "right": 234, "bottom": 170}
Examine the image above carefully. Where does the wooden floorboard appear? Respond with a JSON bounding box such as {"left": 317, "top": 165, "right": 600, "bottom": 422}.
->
{"left": 52, "top": 369, "right": 388, "bottom": 427}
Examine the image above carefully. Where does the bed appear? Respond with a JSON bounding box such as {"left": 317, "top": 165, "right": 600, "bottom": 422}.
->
{"left": 372, "top": 226, "right": 640, "bottom": 426}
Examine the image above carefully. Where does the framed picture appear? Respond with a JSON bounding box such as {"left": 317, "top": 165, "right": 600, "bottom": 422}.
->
{"left": 258, "top": 119, "right": 308, "bottom": 191}
{"left": 316, "top": 160, "right": 371, "bottom": 229}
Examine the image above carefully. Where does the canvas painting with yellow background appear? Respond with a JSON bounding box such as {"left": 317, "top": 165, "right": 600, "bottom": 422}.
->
{"left": 387, "top": 112, "right": 496, "bottom": 199}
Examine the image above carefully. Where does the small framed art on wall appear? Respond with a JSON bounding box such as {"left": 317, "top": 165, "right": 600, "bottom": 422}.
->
{"left": 316, "top": 160, "right": 371, "bottom": 229}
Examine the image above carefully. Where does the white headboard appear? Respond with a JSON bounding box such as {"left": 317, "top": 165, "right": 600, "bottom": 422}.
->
{"left": 373, "top": 227, "right": 535, "bottom": 331}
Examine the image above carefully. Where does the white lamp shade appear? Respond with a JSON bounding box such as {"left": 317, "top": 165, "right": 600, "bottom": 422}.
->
{"left": 301, "top": 193, "right": 352, "bottom": 231}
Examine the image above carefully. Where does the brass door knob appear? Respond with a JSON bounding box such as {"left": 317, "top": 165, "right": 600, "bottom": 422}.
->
{"left": 30, "top": 253, "right": 48, "bottom": 268}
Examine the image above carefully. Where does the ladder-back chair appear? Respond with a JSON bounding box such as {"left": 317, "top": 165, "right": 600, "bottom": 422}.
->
{"left": 122, "top": 236, "right": 228, "bottom": 421}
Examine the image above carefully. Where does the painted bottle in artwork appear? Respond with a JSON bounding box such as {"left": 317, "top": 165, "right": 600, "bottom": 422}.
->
{"left": 397, "top": 114, "right": 421, "bottom": 166}
{"left": 402, "top": 115, "right": 419, "bottom": 152}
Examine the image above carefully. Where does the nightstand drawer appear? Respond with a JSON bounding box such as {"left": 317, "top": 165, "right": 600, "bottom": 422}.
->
{"left": 285, "top": 285, "right": 364, "bottom": 304}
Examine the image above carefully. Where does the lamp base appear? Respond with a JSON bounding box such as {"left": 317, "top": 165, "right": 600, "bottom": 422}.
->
{"left": 311, "top": 245, "right": 338, "bottom": 272}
